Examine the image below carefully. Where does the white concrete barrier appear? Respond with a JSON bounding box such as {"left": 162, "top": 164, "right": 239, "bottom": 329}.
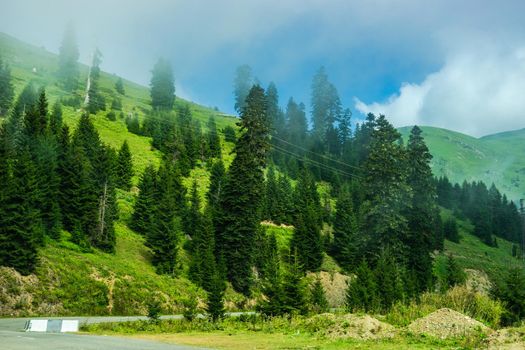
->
{"left": 26, "top": 320, "right": 48, "bottom": 332}
{"left": 60, "top": 320, "right": 79, "bottom": 332}
{"left": 25, "top": 319, "right": 79, "bottom": 332}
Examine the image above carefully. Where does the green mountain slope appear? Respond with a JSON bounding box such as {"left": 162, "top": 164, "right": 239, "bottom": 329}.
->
{"left": 0, "top": 32, "right": 523, "bottom": 317}
{"left": 399, "top": 126, "right": 525, "bottom": 201}
{"left": 0, "top": 31, "right": 239, "bottom": 316}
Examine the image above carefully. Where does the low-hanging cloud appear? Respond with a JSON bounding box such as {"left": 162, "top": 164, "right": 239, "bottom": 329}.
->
{"left": 355, "top": 47, "right": 525, "bottom": 137}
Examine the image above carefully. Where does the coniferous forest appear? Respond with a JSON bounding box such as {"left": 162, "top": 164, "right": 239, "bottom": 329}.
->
{"left": 1, "top": 23, "right": 525, "bottom": 339}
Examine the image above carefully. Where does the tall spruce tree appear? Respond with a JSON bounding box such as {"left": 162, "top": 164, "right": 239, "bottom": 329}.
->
{"left": 346, "top": 260, "right": 379, "bottom": 313}
{"left": 360, "top": 115, "right": 411, "bottom": 262}
{"left": 331, "top": 186, "right": 358, "bottom": 271}
{"left": 215, "top": 85, "right": 270, "bottom": 295}
{"left": 115, "top": 140, "right": 133, "bottom": 190}
{"left": 131, "top": 164, "right": 158, "bottom": 235}
{"left": 405, "top": 125, "right": 437, "bottom": 292}
{"left": 115, "top": 77, "right": 125, "bottom": 95}
{"left": 57, "top": 22, "right": 79, "bottom": 91}
{"left": 291, "top": 169, "right": 323, "bottom": 272}
{"left": 150, "top": 58, "right": 175, "bottom": 111}
{"left": 147, "top": 158, "right": 185, "bottom": 275}
{"left": 86, "top": 49, "right": 106, "bottom": 114}
{"left": 49, "top": 100, "right": 63, "bottom": 135}
{"left": 0, "top": 148, "right": 40, "bottom": 275}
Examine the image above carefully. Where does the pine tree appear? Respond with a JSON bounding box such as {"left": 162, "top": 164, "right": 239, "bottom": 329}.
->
{"left": 115, "top": 140, "right": 133, "bottom": 190}
{"left": 291, "top": 169, "right": 323, "bottom": 272}
{"left": 206, "top": 271, "right": 226, "bottom": 322}
{"left": 86, "top": 49, "right": 106, "bottom": 114}
{"left": 360, "top": 115, "right": 410, "bottom": 262}
{"left": 147, "top": 158, "right": 185, "bottom": 275}
{"left": 131, "top": 165, "right": 158, "bottom": 235}
{"left": 494, "top": 267, "right": 525, "bottom": 323}
{"left": 0, "top": 148, "right": 40, "bottom": 275}
{"left": 375, "top": 250, "right": 405, "bottom": 312}
{"left": 49, "top": 100, "right": 63, "bottom": 135}
{"left": 346, "top": 260, "right": 379, "bottom": 313}
{"left": 405, "top": 125, "right": 437, "bottom": 292}
{"left": 310, "top": 276, "right": 329, "bottom": 313}
{"left": 233, "top": 64, "right": 253, "bottom": 113}
{"left": 280, "top": 255, "right": 308, "bottom": 315}
{"left": 150, "top": 58, "right": 175, "bottom": 110}
{"left": 445, "top": 254, "right": 466, "bottom": 288}
{"left": 331, "top": 186, "right": 358, "bottom": 271}
{"left": 57, "top": 22, "right": 79, "bottom": 91}
{"left": 115, "top": 77, "right": 125, "bottom": 95}
{"left": 215, "top": 85, "right": 270, "bottom": 295}
{"left": 0, "top": 56, "right": 14, "bottom": 116}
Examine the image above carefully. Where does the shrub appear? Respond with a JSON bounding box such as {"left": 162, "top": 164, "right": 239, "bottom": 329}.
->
{"left": 106, "top": 111, "right": 116, "bottom": 121}
{"left": 223, "top": 126, "right": 236, "bottom": 143}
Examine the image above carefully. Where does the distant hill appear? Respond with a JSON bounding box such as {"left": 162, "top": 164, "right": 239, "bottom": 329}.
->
{"left": 399, "top": 126, "right": 525, "bottom": 202}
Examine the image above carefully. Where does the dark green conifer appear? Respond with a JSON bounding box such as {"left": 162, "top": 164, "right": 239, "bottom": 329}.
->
{"left": 310, "top": 276, "right": 329, "bottom": 314}
{"left": 0, "top": 56, "right": 14, "bottom": 116}
{"left": 115, "top": 140, "right": 133, "bottom": 190}
{"left": 215, "top": 85, "right": 270, "bottom": 295}
{"left": 150, "top": 58, "right": 175, "bottom": 111}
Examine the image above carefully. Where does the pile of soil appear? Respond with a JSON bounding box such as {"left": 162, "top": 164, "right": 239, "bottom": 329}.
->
{"left": 465, "top": 269, "right": 492, "bottom": 295}
{"left": 408, "top": 308, "right": 490, "bottom": 339}
{"left": 307, "top": 313, "right": 396, "bottom": 340}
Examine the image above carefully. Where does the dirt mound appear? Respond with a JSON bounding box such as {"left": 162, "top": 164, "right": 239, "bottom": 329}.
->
{"left": 408, "top": 308, "right": 490, "bottom": 339}
{"left": 306, "top": 313, "right": 396, "bottom": 340}
{"left": 485, "top": 328, "right": 525, "bottom": 349}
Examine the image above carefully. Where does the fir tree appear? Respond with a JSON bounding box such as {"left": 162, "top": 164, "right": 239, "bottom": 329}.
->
{"left": 233, "top": 64, "right": 253, "bottom": 113}
{"left": 150, "top": 58, "right": 175, "bottom": 111}
{"left": 360, "top": 115, "right": 410, "bottom": 262}
{"left": 57, "top": 22, "right": 79, "bottom": 91}
{"left": 131, "top": 165, "right": 158, "bottom": 235}
{"left": 206, "top": 271, "right": 226, "bottom": 322}
{"left": 86, "top": 49, "right": 106, "bottom": 114}
{"left": 310, "top": 277, "right": 329, "bottom": 314}
{"left": 445, "top": 254, "right": 466, "bottom": 288}
{"left": 49, "top": 100, "right": 63, "bottom": 136}
{"left": 346, "top": 260, "right": 379, "bottom": 313}
{"left": 215, "top": 85, "right": 270, "bottom": 295}
{"left": 494, "top": 267, "right": 525, "bottom": 324}
{"left": 405, "top": 125, "right": 437, "bottom": 292}
{"left": 147, "top": 158, "right": 185, "bottom": 275}
{"left": 0, "top": 148, "right": 40, "bottom": 275}
{"left": 115, "top": 77, "right": 125, "bottom": 95}
{"left": 0, "top": 56, "right": 14, "bottom": 116}
{"left": 291, "top": 169, "right": 323, "bottom": 272}
{"left": 115, "top": 140, "right": 133, "bottom": 190}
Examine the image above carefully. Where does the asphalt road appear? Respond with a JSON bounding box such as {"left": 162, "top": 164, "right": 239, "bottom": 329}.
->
{"left": 0, "top": 316, "right": 214, "bottom": 350}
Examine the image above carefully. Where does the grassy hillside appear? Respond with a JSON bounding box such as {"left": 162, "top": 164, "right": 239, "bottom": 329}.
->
{"left": 398, "top": 126, "right": 525, "bottom": 202}
{"left": 1, "top": 32, "right": 523, "bottom": 318}
{"left": 0, "top": 31, "right": 239, "bottom": 316}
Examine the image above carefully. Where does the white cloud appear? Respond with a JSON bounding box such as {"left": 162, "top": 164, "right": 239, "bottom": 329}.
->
{"left": 355, "top": 47, "right": 525, "bottom": 136}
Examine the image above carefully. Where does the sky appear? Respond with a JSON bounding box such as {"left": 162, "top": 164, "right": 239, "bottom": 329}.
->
{"left": 1, "top": 0, "right": 525, "bottom": 136}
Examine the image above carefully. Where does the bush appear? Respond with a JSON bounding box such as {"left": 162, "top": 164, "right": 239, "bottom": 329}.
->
{"left": 106, "top": 111, "right": 116, "bottom": 121}
{"left": 111, "top": 98, "right": 122, "bottom": 111}
{"left": 182, "top": 295, "right": 199, "bottom": 321}
{"left": 147, "top": 299, "right": 161, "bottom": 323}
{"left": 62, "top": 95, "right": 82, "bottom": 108}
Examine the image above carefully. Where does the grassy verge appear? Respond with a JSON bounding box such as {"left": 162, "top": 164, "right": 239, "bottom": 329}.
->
{"left": 82, "top": 316, "right": 482, "bottom": 350}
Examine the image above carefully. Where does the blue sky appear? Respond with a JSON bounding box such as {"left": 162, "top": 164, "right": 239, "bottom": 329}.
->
{"left": 2, "top": 0, "right": 525, "bottom": 136}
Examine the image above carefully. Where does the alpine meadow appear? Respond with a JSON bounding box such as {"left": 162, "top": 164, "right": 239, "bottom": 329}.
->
{"left": 1, "top": 1, "right": 525, "bottom": 349}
